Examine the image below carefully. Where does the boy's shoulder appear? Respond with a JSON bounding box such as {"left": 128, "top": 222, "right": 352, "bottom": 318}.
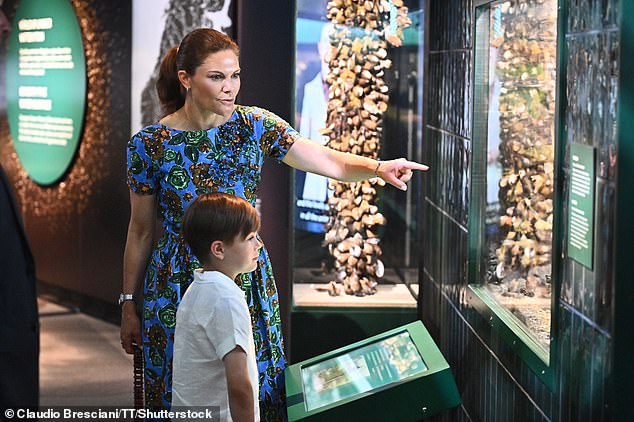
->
{"left": 184, "top": 272, "right": 242, "bottom": 302}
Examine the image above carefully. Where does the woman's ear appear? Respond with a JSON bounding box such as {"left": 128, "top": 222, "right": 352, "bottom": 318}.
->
{"left": 210, "top": 240, "right": 224, "bottom": 260}
{"left": 177, "top": 70, "right": 190, "bottom": 90}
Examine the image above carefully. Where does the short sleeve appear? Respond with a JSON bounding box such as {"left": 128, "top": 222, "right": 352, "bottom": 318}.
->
{"left": 205, "top": 297, "right": 252, "bottom": 360}
{"left": 126, "top": 128, "right": 158, "bottom": 194}
{"left": 255, "top": 108, "right": 299, "bottom": 162}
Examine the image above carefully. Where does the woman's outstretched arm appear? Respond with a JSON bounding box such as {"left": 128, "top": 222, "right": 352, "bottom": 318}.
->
{"left": 282, "top": 137, "right": 428, "bottom": 191}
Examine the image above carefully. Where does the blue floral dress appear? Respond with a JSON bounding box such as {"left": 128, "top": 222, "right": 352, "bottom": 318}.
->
{"left": 126, "top": 105, "right": 298, "bottom": 421}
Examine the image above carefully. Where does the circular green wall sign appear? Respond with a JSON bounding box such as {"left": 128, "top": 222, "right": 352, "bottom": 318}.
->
{"left": 5, "top": 0, "right": 86, "bottom": 186}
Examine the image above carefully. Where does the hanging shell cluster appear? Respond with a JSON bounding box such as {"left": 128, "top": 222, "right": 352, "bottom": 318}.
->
{"left": 493, "top": 0, "right": 556, "bottom": 298}
{"left": 320, "top": 0, "right": 410, "bottom": 296}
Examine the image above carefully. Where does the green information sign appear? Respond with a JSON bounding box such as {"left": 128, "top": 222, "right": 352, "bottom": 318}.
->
{"left": 5, "top": 0, "right": 86, "bottom": 186}
{"left": 567, "top": 143, "right": 595, "bottom": 269}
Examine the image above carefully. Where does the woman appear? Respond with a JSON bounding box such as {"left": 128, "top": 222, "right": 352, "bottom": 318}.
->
{"left": 120, "top": 28, "right": 427, "bottom": 420}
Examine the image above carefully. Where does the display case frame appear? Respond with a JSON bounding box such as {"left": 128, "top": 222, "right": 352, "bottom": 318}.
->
{"left": 466, "top": 0, "right": 567, "bottom": 390}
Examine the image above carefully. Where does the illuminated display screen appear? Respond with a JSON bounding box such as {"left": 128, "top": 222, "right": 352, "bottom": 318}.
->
{"left": 301, "top": 331, "right": 427, "bottom": 411}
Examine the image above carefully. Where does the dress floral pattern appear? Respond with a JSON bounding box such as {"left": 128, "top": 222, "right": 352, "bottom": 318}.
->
{"left": 126, "top": 105, "right": 298, "bottom": 421}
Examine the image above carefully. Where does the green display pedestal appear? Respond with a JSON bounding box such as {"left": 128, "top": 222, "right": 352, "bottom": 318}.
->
{"left": 285, "top": 321, "right": 461, "bottom": 421}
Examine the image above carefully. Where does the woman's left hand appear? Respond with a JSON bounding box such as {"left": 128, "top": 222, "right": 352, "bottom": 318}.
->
{"left": 376, "top": 158, "right": 429, "bottom": 191}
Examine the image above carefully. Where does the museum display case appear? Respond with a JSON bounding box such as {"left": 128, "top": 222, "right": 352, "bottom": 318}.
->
{"left": 467, "top": 0, "right": 560, "bottom": 384}
{"left": 290, "top": 0, "right": 424, "bottom": 361}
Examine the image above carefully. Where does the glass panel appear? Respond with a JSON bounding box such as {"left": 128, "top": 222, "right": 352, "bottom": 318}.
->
{"left": 301, "top": 331, "right": 427, "bottom": 411}
{"left": 478, "top": 0, "right": 557, "bottom": 351}
{"left": 292, "top": 1, "right": 423, "bottom": 304}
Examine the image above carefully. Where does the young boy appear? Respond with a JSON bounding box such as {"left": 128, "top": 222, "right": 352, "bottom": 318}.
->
{"left": 172, "top": 192, "right": 262, "bottom": 422}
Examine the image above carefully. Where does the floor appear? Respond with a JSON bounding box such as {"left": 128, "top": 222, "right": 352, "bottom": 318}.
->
{"left": 38, "top": 298, "right": 134, "bottom": 407}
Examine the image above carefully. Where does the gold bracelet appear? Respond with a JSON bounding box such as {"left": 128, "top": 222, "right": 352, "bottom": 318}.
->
{"left": 373, "top": 160, "right": 382, "bottom": 177}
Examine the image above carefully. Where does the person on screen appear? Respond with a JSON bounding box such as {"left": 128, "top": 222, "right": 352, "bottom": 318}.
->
{"left": 120, "top": 27, "right": 428, "bottom": 420}
{"left": 172, "top": 193, "right": 261, "bottom": 421}
{"left": 298, "top": 23, "right": 332, "bottom": 203}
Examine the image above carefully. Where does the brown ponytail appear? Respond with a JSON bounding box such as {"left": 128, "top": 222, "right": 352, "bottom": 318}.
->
{"left": 156, "top": 46, "right": 185, "bottom": 117}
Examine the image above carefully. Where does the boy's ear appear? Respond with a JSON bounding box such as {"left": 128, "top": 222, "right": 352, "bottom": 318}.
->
{"left": 210, "top": 240, "right": 224, "bottom": 260}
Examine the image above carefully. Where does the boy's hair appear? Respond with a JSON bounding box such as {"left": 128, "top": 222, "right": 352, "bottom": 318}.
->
{"left": 182, "top": 193, "right": 260, "bottom": 265}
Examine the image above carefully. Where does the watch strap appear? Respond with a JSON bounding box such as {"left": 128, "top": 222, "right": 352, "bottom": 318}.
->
{"left": 119, "top": 293, "right": 135, "bottom": 306}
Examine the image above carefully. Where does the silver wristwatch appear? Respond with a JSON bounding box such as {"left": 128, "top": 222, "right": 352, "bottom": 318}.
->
{"left": 118, "top": 293, "right": 135, "bottom": 307}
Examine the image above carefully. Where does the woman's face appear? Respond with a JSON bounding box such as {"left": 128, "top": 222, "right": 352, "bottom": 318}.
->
{"left": 185, "top": 49, "right": 241, "bottom": 117}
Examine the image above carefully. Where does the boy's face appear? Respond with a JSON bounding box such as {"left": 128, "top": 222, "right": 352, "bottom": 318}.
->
{"left": 223, "top": 231, "right": 262, "bottom": 275}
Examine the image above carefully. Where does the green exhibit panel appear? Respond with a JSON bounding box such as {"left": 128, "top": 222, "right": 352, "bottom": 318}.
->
{"left": 285, "top": 321, "right": 461, "bottom": 421}
{"left": 5, "top": 0, "right": 87, "bottom": 186}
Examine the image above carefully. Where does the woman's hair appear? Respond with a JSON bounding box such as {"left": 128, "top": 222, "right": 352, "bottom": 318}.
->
{"left": 182, "top": 192, "right": 260, "bottom": 265}
{"left": 156, "top": 28, "right": 240, "bottom": 116}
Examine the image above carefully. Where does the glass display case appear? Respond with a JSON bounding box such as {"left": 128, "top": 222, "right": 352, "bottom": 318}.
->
{"left": 468, "top": 0, "right": 559, "bottom": 381}
{"left": 292, "top": 0, "right": 423, "bottom": 300}
{"left": 290, "top": 0, "right": 424, "bottom": 360}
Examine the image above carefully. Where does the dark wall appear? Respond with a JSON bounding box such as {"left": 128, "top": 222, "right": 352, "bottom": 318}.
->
{"left": 557, "top": 2, "right": 619, "bottom": 420}
{"left": 421, "top": 0, "right": 623, "bottom": 421}
{"left": 0, "top": 0, "right": 132, "bottom": 318}
{"left": 235, "top": 1, "right": 296, "bottom": 347}
{"left": 613, "top": 2, "right": 634, "bottom": 420}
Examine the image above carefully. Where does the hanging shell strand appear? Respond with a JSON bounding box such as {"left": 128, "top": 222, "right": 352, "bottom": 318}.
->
{"left": 321, "top": 0, "right": 410, "bottom": 296}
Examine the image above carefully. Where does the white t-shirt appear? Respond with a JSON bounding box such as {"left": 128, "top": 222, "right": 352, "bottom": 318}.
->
{"left": 172, "top": 270, "right": 259, "bottom": 422}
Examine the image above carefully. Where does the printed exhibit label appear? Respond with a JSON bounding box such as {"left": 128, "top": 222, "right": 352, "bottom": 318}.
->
{"left": 567, "top": 143, "right": 595, "bottom": 269}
